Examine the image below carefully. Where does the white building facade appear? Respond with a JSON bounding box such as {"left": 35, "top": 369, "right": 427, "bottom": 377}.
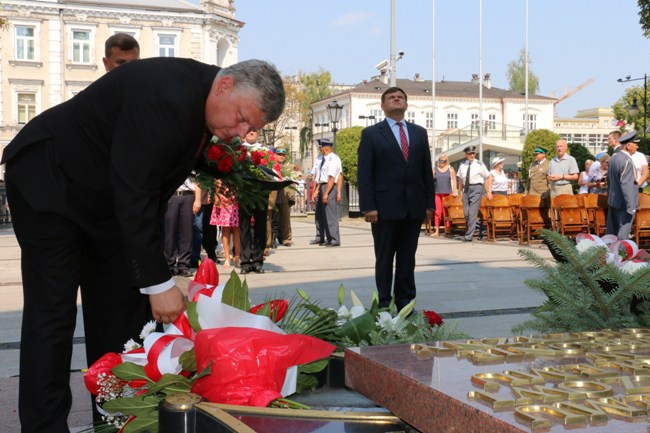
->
{"left": 310, "top": 76, "right": 557, "bottom": 170}
{"left": 0, "top": 0, "right": 243, "bottom": 178}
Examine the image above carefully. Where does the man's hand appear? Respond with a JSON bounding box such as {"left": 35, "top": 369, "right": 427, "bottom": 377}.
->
{"left": 364, "top": 210, "right": 378, "bottom": 223}
{"left": 192, "top": 201, "right": 201, "bottom": 214}
{"left": 322, "top": 193, "right": 329, "bottom": 204}
{"left": 149, "top": 286, "right": 185, "bottom": 324}
{"left": 336, "top": 191, "right": 342, "bottom": 203}
{"left": 548, "top": 174, "right": 563, "bottom": 182}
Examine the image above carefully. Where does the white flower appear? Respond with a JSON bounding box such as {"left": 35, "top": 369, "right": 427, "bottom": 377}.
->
{"left": 576, "top": 239, "right": 602, "bottom": 254}
{"left": 620, "top": 260, "right": 650, "bottom": 274}
{"left": 336, "top": 305, "right": 367, "bottom": 326}
{"left": 139, "top": 320, "right": 156, "bottom": 340}
{"left": 376, "top": 311, "right": 399, "bottom": 332}
{"left": 123, "top": 338, "right": 141, "bottom": 352}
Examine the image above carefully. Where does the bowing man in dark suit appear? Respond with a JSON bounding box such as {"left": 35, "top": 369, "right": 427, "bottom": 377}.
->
{"left": 357, "top": 87, "right": 435, "bottom": 312}
{"left": 1, "top": 58, "right": 284, "bottom": 433}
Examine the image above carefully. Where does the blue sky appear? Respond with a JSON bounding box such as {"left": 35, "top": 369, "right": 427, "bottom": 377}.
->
{"left": 234, "top": 0, "right": 650, "bottom": 118}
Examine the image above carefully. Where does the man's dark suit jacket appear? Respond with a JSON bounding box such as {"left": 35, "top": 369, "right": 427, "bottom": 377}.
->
{"left": 1, "top": 57, "right": 219, "bottom": 288}
{"left": 357, "top": 119, "right": 435, "bottom": 218}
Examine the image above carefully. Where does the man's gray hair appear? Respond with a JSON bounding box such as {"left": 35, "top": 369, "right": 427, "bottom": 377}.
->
{"left": 217, "top": 59, "right": 285, "bottom": 124}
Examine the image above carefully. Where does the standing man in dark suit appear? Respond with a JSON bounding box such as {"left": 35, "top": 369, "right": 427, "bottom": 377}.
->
{"left": 606, "top": 131, "right": 639, "bottom": 240}
{"left": 357, "top": 87, "right": 435, "bottom": 312}
{"left": 1, "top": 58, "right": 285, "bottom": 433}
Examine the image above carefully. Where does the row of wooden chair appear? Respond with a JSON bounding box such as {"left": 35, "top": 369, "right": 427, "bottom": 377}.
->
{"left": 441, "top": 193, "right": 650, "bottom": 246}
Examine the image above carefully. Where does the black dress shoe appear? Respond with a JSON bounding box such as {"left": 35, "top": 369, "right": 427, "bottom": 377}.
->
{"left": 240, "top": 267, "right": 251, "bottom": 275}
{"left": 309, "top": 239, "right": 322, "bottom": 245}
{"left": 177, "top": 268, "right": 192, "bottom": 277}
{"left": 282, "top": 242, "right": 293, "bottom": 247}
{"left": 326, "top": 243, "right": 341, "bottom": 247}
{"left": 252, "top": 266, "right": 265, "bottom": 274}
{"left": 463, "top": 238, "right": 473, "bottom": 242}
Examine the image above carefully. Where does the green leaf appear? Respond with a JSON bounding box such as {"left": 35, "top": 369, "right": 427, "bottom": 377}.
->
{"left": 221, "top": 270, "right": 249, "bottom": 310}
{"left": 111, "top": 363, "right": 151, "bottom": 383}
{"left": 186, "top": 301, "right": 201, "bottom": 332}
{"left": 179, "top": 348, "right": 196, "bottom": 373}
{"left": 296, "top": 373, "right": 320, "bottom": 393}
{"left": 146, "top": 373, "right": 192, "bottom": 395}
{"left": 334, "top": 312, "right": 376, "bottom": 344}
{"left": 337, "top": 285, "right": 345, "bottom": 306}
{"left": 103, "top": 395, "right": 160, "bottom": 417}
{"left": 297, "top": 288, "right": 310, "bottom": 301}
{"left": 298, "top": 358, "right": 329, "bottom": 374}
{"left": 121, "top": 412, "right": 159, "bottom": 433}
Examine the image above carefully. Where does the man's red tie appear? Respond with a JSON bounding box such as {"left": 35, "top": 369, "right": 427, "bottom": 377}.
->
{"left": 398, "top": 122, "right": 409, "bottom": 161}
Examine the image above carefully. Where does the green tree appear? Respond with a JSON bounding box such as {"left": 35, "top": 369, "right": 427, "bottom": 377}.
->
{"left": 639, "top": 0, "right": 650, "bottom": 37}
{"left": 612, "top": 84, "right": 648, "bottom": 136}
{"left": 298, "top": 69, "right": 333, "bottom": 156}
{"left": 335, "top": 126, "right": 364, "bottom": 187}
{"left": 506, "top": 48, "right": 540, "bottom": 94}
{"left": 520, "top": 129, "right": 560, "bottom": 185}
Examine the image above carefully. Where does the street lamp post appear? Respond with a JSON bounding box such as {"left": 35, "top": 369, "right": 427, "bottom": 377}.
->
{"left": 358, "top": 115, "right": 376, "bottom": 126}
{"left": 617, "top": 74, "right": 647, "bottom": 139}
{"left": 283, "top": 126, "right": 298, "bottom": 159}
{"left": 326, "top": 100, "right": 344, "bottom": 152}
{"left": 261, "top": 128, "right": 276, "bottom": 147}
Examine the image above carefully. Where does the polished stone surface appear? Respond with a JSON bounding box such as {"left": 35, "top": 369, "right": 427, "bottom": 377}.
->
{"left": 345, "top": 331, "right": 650, "bottom": 433}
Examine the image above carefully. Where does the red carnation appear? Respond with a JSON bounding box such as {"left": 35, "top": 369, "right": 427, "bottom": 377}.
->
{"left": 206, "top": 144, "right": 225, "bottom": 162}
{"left": 217, "top": 154, "right": 234, "bottom": 173}
{"left": 250, "top": 299, "right": 289, "bottom": 322}
{"left": 84, "top": 352, "right": 124, "bottom": 395}
{"left": 237, "top": 146, "right": 247, "bottom": 162}
{"left": 423, "top": 310, "right": 444, "bottom": 326}
{"left": 251, "top": 151, "right": 263, "bottom": 166}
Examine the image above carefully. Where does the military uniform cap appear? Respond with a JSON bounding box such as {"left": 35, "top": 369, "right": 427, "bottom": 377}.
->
{"left": 318, "top": 139, "right": 333, "bottom": 147}
{"left": 619, "top": 130, "right": 638, "bottom": 144}
{"left": 463, "top": 145, "right": 477, "bottom": 153}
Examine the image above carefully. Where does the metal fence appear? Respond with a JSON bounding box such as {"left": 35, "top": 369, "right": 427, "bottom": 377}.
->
{"left": 290, "top": 182, "right": 360, "bottom": 216}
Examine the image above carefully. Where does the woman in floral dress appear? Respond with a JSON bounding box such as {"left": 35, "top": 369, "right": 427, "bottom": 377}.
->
{"left": 211, "top": 184, "right": 240, "bottom": 268}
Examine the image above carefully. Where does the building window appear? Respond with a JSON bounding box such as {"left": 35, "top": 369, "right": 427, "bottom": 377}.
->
{"left": 406, "top": 111, "right": 415, "bottom": 123}
{"left": 524, "top": 114, "right": 537, "bottom": 131}
{"left": 15, "top": 26, "right": 35, "bottom": 60}
{"left": 447, "top": 113, "right": 458, "bottom": 129}
{"left": 158, "top": 35, "right": 176, "bottom": 57}
{"left": 370, "top": 109, "right": 384, "bottom": 123}
{"left": 471, "top": 113, "right": 479, "bottom": 130}
{"left": 488, "top": 114, "right": 496, "bottom": 130}
{"left": 426, "top": 112, "right": 433, "bottom": 128}
{"left": 72, "top": 30, "right": 91, "bottom": 64}
{"left": 17, "top": 93, "right": 36, "bottom": 124}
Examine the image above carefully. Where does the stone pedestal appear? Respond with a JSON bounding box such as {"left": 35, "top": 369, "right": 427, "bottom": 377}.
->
{"left": 345, "top": 331, "right": 650, "bottom": 433}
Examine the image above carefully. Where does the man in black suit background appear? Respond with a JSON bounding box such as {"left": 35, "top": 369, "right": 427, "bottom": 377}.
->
{"left": 1, "top": 58, "right": 285, "bottom": 433}
{"left": 357, "top": 87, "right": 435, "bottom": 312}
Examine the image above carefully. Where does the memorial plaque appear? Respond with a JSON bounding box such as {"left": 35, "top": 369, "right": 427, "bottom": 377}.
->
{"left": 345, "top": 329, "right": 650, "bottom": 433}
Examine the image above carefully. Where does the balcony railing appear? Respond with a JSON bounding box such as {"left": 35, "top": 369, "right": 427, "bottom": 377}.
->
{"left": 434, "top": 122, "right": 526, "bottom": 153}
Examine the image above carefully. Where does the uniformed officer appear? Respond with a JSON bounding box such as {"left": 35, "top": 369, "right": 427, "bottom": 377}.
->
{"left": 315, "top": 139, "right": 342, "bottom": 246}
{"left": 526, "top": 147, "right": 550, "bottom": 202}
{"left": 456, "top": 145, "right": 489, "bottom": 242}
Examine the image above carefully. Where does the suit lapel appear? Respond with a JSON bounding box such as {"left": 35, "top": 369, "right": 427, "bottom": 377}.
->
{"left": 378, "top": 119, "right": 408, "bottom": 163}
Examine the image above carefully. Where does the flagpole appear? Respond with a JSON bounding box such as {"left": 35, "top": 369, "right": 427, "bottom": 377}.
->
{"left": 478, "top": 0, "right": 483, "bottom": 162}
{"left": 524, "top": 0, "right": 529, "bottom": 137}
{"left": 431, "top": 0, "right": 436, "bottom": 165}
